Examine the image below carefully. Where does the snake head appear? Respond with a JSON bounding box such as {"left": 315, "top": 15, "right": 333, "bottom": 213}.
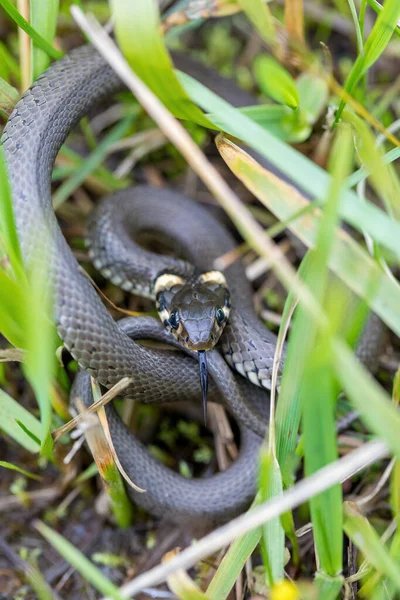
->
{"left": 154, "top": 271, "right": 231, "bottom": 422}
{"left": 154, "top": 271, "right": 231, "bottom": 351}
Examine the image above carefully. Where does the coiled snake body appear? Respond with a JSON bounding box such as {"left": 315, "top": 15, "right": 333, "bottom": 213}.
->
{"left": 1, "top": 45, "right": 385, "bottom": 526}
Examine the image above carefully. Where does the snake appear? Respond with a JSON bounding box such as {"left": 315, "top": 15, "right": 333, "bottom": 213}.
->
{"left": 1, "top": 43, "right": 387, "bottom": 527}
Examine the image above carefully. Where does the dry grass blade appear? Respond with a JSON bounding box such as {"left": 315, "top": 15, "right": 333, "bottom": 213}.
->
{"left": 52, "top": 376, "right": 132, "bottom": 442}
{"left": 102, "top": 440, "right": 388, "bottom": 599}
{"left": 96, "top": 403, "right": 146, "bottom": 494}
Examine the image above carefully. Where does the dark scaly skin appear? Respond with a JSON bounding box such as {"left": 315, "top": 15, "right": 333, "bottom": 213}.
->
{"left": 1, "top": 45, "right": 386, "bottom": 525}
{"left": 1, "top": 45, "right": 271, "bottom": 416}
{"left": 87, "top": 186, "right": 279, "bottom": 390}
{"left": 72, "top": 317, "right": 268, "bottom": 528}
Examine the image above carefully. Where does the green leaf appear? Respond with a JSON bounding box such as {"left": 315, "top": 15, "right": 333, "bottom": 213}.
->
{"left": 110, "top": 0, "right": 213, "bottom": 128}
{"left": 254, "top": 55, "right": 299, "bottom": 109}
{"left": 259, "top": 446, "right": 285, "bottom": 585}
{"left": 0, "top": 389, "right": 41, "bottom": 452}
{"left": 0, "top": 0, "right": 63, "bottom": 61}
{"left": 296, "top": 72, "right": 329, "bottom": 125}
{"left": 0, "top": 460, "right": 41, "bottom": 481}
{"left": 35, "top": 520, "right": 125, "bottom": 599}
{"left": 30, "top": 0, "right": 60, "bottom": 81}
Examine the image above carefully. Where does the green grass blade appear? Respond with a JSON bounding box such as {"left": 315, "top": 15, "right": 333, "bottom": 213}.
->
{"left": 347, "top": 0, "right": 364, "bottom": 55}
{"left": 0, "top": 389, "right": 41, "bottom": 452}
{"left": 177, "top": 70, "right": 400, "bottom": 261}
{"left": 0, "top": 0, "right": 63, "bottom": 60}
{"left": 343, "top": 110, "right": 400, "bottom": 220}
{"left": 254, "top": 55, "right": 299, "bottom": 109}
{"left": 207, "top": 497, "right": 262, "bottom": 600}
{"left": 0, "top": 145, "right": 23, "bottom": 274}
{"left": 0, "top": 460, "right": 41, "bottom": 480}
{"left": 274, "top": 252, "right": 312, "bottom": 481}
{"left": 0, "top": 269, "right": 28, "bottom": 347}
{"left": 22, "top": 260, "right": 56, "bottom": 457}
{"left": 366, "top": 0, "right": 400, "bottom": 36}
{"left": 53, "top": 115, "right": 134, "bottom": 208}
{"left": 336, "top": 0, "right": 400, "bottom": 121}
{"left": 259, "top": 446, "right": 285, "bottom": 585}
{"left": 297, "top": 125, "right": 353, "bottom": 579}
{"left": 110, "top": 0, "right": 213, "bottom": 127}
{"left": 30, "top": 0, "right": 60, "bottom": 81}
{"left": 34, "top": 521, "right": 125, "bottom": 599}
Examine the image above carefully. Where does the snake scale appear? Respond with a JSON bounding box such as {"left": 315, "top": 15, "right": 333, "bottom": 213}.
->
{"left": 1, "top": 44, "right": 386, "bottom": 527}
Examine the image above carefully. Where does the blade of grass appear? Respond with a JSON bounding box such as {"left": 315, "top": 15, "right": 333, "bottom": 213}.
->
{"left": 110, "top": 0, "right": 213, "bottom": 127}
{"left": 295, "top": 125, "right": 353, "bottom": 583}
{"left": 0, "top": 0, "right": 63, "bottom": 60}
{"left": 347, "top": 0, "right": 364, "bottom": 55}
{"left": 0, "top": 389, "right": 41, "bottom": 452}
{"left": 344, "top": 110, "right": 400, "bottom": 221}
{"left": 335, "top": 0, "right": 400, "bottom": 122}
{"left": 53, "top": 114, "right": 134, "bottom": 208}
{"left": 0, "top": 269, "right": 28, "bottom": 347}
{"left": 206, "top": 498, "right": 262, "bottom": 600}
{"left": 34, "top": 520, "right": 125, "bottom": 599}
{"left": 0, "top": 460, "right": 41, "bottom": 481}
{"left": 30, "top": 0, "right": 59, "bottom": 81}
{"left": 0, "top": 145, "right": 23, "bottom": 274}
{"left": 258, "top": 446, "right": 285, "bottom": 586}
{"left": 87, "top": 380, "right": 133, "bottom": 528}
{"left": 22, "top": 252, "right": 56, "bottom": 458}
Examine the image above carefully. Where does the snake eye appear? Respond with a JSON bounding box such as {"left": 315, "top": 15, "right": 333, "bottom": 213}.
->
{"left": 168, "top": 308, "right": 180, "bottom": 330}
{"left": 216, "top": 307, "right": 226, "bottom": 326}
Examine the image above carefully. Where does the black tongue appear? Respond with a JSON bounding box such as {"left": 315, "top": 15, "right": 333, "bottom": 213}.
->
{"left": 198, "top": 351, "right": 208, "bottom": 425}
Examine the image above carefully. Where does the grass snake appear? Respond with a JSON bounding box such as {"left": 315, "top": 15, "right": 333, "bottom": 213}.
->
{"left": 1, "top": 44, "right": 386, "bottom": 527}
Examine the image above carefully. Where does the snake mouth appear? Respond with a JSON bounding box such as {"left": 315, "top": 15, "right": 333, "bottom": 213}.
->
{"left": 185, "top": 339, "right": 215, "bottom": 352}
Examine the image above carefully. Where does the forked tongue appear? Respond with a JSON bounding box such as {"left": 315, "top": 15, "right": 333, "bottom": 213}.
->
{"left": 198, "top": 351, "right": 208, "bottom": 424}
